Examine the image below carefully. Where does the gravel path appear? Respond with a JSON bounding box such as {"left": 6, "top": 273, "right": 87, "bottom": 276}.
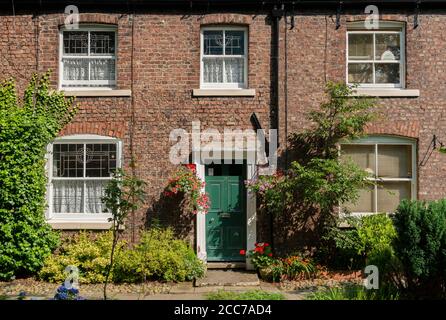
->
{"left": 0, "top": 278, "right": 173, "bottom": 300}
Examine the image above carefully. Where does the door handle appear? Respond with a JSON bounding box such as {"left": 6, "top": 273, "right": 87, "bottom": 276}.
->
{"left": 220, "top": 212, "right": 231, "bottom": 218}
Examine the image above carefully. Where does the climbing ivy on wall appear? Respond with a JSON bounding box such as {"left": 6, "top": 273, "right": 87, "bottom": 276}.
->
{"left": 0, "top": 72, "right": 77, "bottom": 280}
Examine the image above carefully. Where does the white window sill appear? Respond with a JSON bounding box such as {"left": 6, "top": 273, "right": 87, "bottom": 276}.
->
{"left": 352, "top": 88, "right": 420, "bottom": 97}
{"left": 193, "top": 89, "right": 256, "bottom": 97}
{"left": 47, "top": 220, "right": 114, "bottom": 230}
{"left": 61, "top": 89, "right": 132, "bottom": 97}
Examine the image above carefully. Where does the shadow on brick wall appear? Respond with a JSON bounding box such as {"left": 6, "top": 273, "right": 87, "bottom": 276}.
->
{"left": 145, "top": 191, "right": 195, "bottom": 247}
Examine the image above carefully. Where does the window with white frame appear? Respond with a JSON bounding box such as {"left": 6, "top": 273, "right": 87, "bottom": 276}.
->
{"left": 48, "top": 136, "right": 121, "bottom": 217}
{"left": 201, "top": 27, "right": 248, "bottom": 89}
{"left": 340, "top": 136, "right": 416, "bottom": 214}
{"left": 60, "top": 26, "right": 117, "bottom": 89}
{"left": 347, "top": 22, "right": 404, "bottom": 88}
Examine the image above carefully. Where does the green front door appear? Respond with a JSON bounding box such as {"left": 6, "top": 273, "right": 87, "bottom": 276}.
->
{"left": 205, "top": 164, "right": 246, "bottom": 262}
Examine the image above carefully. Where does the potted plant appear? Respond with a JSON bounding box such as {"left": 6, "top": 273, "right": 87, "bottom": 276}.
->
{"left": 240, "top": 242, "right": 276, "bottom": 281}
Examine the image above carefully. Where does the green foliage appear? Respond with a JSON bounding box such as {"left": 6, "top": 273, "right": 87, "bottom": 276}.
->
{"left": 323, "top": 214, "right": 397, "bottom": 270}
{"left": 247, "top": 82, "right": 376, "bottom": 230}
{"left": 39, "top": 228, "right": 205, "bottom": 284}
{"left": 393, "top": 199, "right": 446, "bottom": 298}
{"left": 38, "top": 232, "right": 123, "bottom": 284}
{"left": 115, "top": 227, "right": 206, "bottom": 282}
{"left": 207, "top": 290, "right": 285, "bottom": 300}
{"left": 306, "top": 283, "right": 399, "bottom": 300}
{"left": 0, "top": 72, "right": 76, "bottom": 280}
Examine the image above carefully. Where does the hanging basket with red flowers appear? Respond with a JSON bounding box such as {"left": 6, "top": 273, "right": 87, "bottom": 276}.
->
{"left": 164, "top": 164, "right": 210, "bottom": 214}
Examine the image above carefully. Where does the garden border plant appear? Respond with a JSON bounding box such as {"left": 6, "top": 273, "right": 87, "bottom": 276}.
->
{"left": 0, "top": 72, "right": 77, "bottom": 280}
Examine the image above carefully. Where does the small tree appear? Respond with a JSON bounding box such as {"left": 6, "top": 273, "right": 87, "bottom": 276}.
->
{"left": 101, "top": 165, "right": 146, "bottom": 300}
{"left": 247, "top": 82, "right": 376, "bottom": 234}
{"left": 0, "top": 72, "right": 77, "bottom": 280}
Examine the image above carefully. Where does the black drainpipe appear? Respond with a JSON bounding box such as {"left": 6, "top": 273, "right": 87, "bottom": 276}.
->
{"left": 270, "top": 4, "right": 283, "bottom": 252}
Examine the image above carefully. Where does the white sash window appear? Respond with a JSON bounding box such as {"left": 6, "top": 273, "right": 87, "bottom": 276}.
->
{"left": 60, "top": 26, "right": 117, "bottom": 89}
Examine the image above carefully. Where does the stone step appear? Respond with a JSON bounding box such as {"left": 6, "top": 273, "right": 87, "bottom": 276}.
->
{"left": 194, "top": 270, "right": 260, "bottom": 287}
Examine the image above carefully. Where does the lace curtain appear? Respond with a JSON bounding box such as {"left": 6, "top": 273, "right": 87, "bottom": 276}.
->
{"left": 63, "top": 58, "right": 115, "bottom": 82}
{"left": 203, "top": 58, "right": 244, "bottom": 84}
{"left": 52, "top": 180, "right": 106, "bottom": 214}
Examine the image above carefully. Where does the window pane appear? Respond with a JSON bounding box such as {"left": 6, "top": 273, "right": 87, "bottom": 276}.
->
{"left": 375, "top": 63, "right": 400, "bottom": 84}
{"left": 203, "top": 58, "right": 223, "bottom": 83}
{"left": 63, "top": 31, "right": 88, "bottom": 55}
{"left": 378, "top": 145, "right": 412, "bottom": 178}
{"left": 85, "top": 180, "right": 107, "bottom": 213}
{"left": 203, "top": 31, "right": 223, "bottom": 55}
{"left": 53, "top": 144, "right": 84, "bottom": 177}
{"left": 348, "top": 63, "right": 373, "bottom": 84}
{"left": 90, "top": 32, "right": 115, "bottom": 55}
{"left": 63, "top": 58, "right": 89, "bottom": 81}
{"left": 348, "top": 34, "right": 373, "bottom": 60}
{"left": 375, "top": 34, "right": 400, "bottom": 60}
{"left": 85, "top": 144, "right": 117, "bottom": 177}
{"left": 344, "top": 185, "right": 374, "bottom": 213}
{"left": 224, "top": 58, "right": 244, "bottom": 83}
{"left": 341, "top": 144, "right": 375, "bottom": 175}
{"left": 52, "top": 180, "right": 84, "bottom": 213}
{"left": 378, "top": 181, "right": 411, "bottom": 213}
{"left": 225, "top": 31, "right": 245, "bottom": 55}
{"left": 90, "top": 59, "right": 116, "bottom": 81}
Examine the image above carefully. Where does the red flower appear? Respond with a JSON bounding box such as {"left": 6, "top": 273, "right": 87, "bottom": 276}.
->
{"left": 268, "top": 253, "right": 273, "bottom": 257}
{"left": 184, "top": 163, "right": 196, "bottom": 173}
{"left": 239, "top": 249, "right": 246, "bottom": 256}
{"left": 264, "top": 243, "right": 269, "bottom": 247}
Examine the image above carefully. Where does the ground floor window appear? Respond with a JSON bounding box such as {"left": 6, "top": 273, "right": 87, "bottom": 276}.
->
{"left": 47, "top": 135, "right": 121, "bottom": 218}
{"left": 340, "top": 136, "right": 416, "bottom": 214}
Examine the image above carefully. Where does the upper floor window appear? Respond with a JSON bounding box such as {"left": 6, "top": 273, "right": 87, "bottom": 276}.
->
{"left": 340, "top": 136, "right": 416, "bottom": 215}
{"left": 347, "top": 22, "right": 404, "bottom": 88}
{"left": 201, "top": 27, "right": 248, "bottom": 89}
{"left": 60, "top": 26, "right": 117, "bottom": 89}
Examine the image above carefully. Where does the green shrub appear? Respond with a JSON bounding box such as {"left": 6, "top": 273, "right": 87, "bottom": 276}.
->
{"left": 0, "top": 73, "right": 76, "bottom": 280}
{"left": 207, "top": 290, "right": 285, "bottom": 300}
{"left": 39, "top": 228, "right": 205, "bottom": 284}
{"left": 39, "top": 232, "right": 123, "bottom": 284}
{"left": 393, "top": 199, "right": 446, "bottom": 298}
{"left": 324, "top": 214, "right": 397, "bottom": 270}
{"left": 121, "top": 227, "right": 206, "bottom": 282}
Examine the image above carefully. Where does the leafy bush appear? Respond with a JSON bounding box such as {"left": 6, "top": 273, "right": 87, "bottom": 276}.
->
{"left": 0, "top": 73, "right": 76, "bottom": 280}
{"left": 117, "top": 227, "right": 206, "bottom": 282}
{"left": 39, "top": 232, "right": 122, "bottom": 284}
{"left": 207, "top": 290, "right": 285, "bottom": 300}
{"left": 247, "top": 82, "right": 375, "bottom": 232}
{"left": 39, "top": 228, "right": 205, "bottom": 284}
{"left": 324, "top": 214, "right": 397, "bottom": 270}
{"left": 393, "top": 199, "right": 446, "bottom": 298}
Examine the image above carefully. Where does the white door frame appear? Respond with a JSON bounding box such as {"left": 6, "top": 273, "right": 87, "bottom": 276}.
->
{"left": 194, "top": 152, "right": 257, "bottom": 270}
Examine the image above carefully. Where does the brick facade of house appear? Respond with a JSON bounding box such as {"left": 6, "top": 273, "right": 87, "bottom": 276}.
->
{"left": 2, "top": 2, "right": 446, "bottom": 256}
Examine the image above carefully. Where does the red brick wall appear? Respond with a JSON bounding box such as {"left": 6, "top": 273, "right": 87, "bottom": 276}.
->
{"left": 2, "top": 8, "right": 446, "bottom": 251}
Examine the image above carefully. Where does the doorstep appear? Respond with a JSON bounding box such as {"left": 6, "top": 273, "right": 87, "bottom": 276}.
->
{"left": 195, "top": 270, "right": 260, "bottom": 287}
{"left": 207, "top": 262, "right": 246, "bottom": 269}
